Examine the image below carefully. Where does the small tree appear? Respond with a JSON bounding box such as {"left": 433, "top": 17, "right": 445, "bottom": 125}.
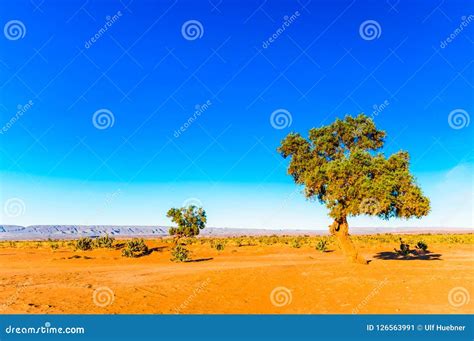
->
{"left": 278, "top": 114, "right": 430, "bottom": 263}
{"left": 167, "top": 205, "right": 207, "bottom": 261}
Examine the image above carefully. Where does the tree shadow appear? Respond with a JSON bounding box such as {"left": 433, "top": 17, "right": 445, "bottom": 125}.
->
{"left": 139, "top": 246, "right": 166, "bottom": 257}
{"left": 373, "top": 251, "right": 442, "bottom": 261}
{"left": 186, "top": 257, "right": 213, "bottom": 263}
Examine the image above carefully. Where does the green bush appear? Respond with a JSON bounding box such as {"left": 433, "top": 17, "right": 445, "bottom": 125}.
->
{"left": 315, "top": 239, "right": 328, "bottom": 252}
{"left": 121, "top": 239, "right": 149, "bottom": 258}
{"left": 291, "top": 239, "right": 301, "bottom": 248}
{"left": 171, "top": 245, "right": 190, "bottom": 262}
{"left": 76, "top": 237, "right": 93, "bottom": 251}
{"left": 94, "top": 234, "right": 115, "bottom": 248}
{"left": 395, "top": 238, "right": 410, "bottom": 256}
{"left": 416, "top": 240, "right": 428, "bottom": 252}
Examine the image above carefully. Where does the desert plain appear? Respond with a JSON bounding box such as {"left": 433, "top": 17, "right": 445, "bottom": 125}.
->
{"left": 0, "top": 233, "right": 472, "bottom": 314}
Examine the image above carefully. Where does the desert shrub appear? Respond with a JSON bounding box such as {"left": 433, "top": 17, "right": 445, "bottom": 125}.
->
{"left": 171, "top": 245, "right": 190, "bottom": 262}
{"left": 315, "top": 239, "right": 328, "bottom": 252}
{"left": 210, "top": 239, "right": 226, "bottom": 251}
{"left": 50, "top": 242, "right": 59, "bottom": 250}
{"left": 232, "top": 237, "right": 243, "bottom": 247}
{"left": 94, "top": 234, "right": 115, "bottom": 248}
{"left": 76, "top": 237, "right": 93, "bottom": 251}
{"left": 121, "top": 238, "right": 149, "bottom": 258}
{"left": 416, "top": 240, "right": 428, "bottom": 252}
{"left": 167, "top": 206, "right": 207, "bottom": 241}
{"left": 395, "top": 238, "right": 410, "bottom": 256}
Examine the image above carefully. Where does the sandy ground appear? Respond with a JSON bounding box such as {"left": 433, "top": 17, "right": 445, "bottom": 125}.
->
{"left": 0, "top": 240, "right": 473, "bottom": 314}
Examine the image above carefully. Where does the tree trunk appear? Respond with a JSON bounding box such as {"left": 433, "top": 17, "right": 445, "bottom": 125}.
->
{"left": 172, "top": 235, "right": 182, "bottom": 248}
{"left": 330, "top": 217, "right": 367, "bottom": 264}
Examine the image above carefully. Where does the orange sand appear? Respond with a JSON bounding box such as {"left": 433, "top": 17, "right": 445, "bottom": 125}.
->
{"left": 0, "top": 241, "right": 472, "bottom": 314}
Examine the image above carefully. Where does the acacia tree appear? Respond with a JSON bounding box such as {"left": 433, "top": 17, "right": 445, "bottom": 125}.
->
{"left": 167, "top": 205, "right": 207, "bottom": 246}
{"left": 278, "top": 114, "right": 430, "bottom": 263}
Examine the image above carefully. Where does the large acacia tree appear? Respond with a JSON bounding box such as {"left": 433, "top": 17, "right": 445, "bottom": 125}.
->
{"left": 278, "top": 114, "right": 430, "bottom": 263}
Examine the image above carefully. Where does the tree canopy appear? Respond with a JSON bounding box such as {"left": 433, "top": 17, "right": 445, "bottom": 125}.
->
{"left": 277, "top": 114, "right": 430, "bottom": 221}
{"left": 167, "top": 205, "right": 207, "bottom": 239}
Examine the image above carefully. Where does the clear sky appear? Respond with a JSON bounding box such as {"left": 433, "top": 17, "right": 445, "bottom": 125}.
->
{"left": 0, "top": 0, "right": 472, "bottom": 229}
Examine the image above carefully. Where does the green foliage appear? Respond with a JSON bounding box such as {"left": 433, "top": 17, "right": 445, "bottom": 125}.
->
{"left": 277, "top": 114, "right": 430, "bottom": 221}
{"left": 416, "top": 240, "right": 428, "bottom": 252}
{"left": 170, "top": 245, "right": 190, "bottom": 262}
{"left": 315, "top": 239, "right": 328, "bottom": 252}
{"left": 395, "top": 238, "right": 411, "bottom": 256}
{"left": 215, "top": 242, "right": 225, "bottom": 251}
{"left": 76, "top": 237, "right": 93, "bottom": 251}
{"left": 121, "top": 238, "right": 149, "bottom": 258}
{"left": 167, "top": 205, "right": 207, "bottom": 239}
{"left": 291, "top": 239, "right": 301, "bottom": 248}
{"left": 94, "top": 234, "right": 115, "bottom": 248}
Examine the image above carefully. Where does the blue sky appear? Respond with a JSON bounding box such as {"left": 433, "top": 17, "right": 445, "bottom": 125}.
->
{"left": 0, "top": 0, "right": 472, "bottom": 229}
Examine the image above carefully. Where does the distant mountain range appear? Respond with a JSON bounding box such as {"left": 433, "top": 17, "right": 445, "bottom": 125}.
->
{"left": 0, "top": 225, "right": 471, "bottom": 240}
